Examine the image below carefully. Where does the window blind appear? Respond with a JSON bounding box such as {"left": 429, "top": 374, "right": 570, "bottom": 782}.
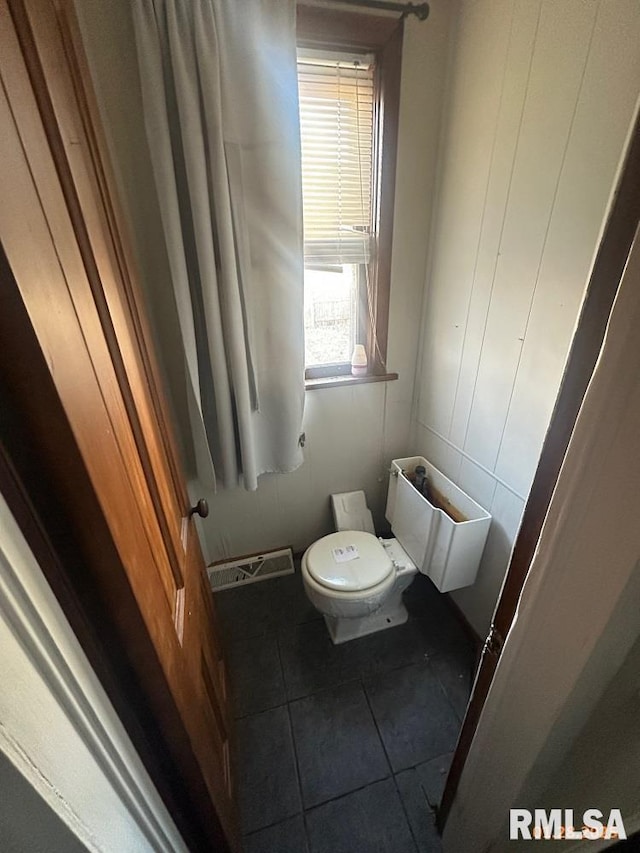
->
{"left": 297, "top": 52, "right": 374, "bottom": 266}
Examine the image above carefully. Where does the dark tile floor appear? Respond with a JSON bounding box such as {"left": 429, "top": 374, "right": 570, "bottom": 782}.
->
{"left": 216, "top": 569, "right": 477, "bottom": 853}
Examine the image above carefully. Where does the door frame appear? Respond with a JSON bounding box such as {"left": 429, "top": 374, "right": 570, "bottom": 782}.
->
{"left": 0, "top": 487, "right": 190, "bottom": 853}
{"left": 438, "top": 107, "right": 640, "bottom": 829}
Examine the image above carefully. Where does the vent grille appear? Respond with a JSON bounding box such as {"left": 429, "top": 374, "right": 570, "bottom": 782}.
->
{"left": 208, "top": 547, "right": 294, "bottom": 591}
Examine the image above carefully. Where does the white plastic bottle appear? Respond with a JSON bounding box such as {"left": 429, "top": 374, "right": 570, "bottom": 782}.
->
{"left": 351, "top": 344, "right": 368, "bottom": 377}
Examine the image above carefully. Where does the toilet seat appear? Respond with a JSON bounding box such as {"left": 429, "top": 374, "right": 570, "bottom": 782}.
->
{"left": 305, "top": 531, "right": 393, "bottom": 592}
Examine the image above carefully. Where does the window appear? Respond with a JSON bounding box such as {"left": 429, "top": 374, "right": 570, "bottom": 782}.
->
{"left": 298, "top": 50, "right": 374, "bottom": 371}
{"left": 297, "top": 6, "right": 402, "bottom": 382}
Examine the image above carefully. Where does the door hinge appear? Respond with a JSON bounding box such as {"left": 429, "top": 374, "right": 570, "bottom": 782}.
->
{"left": 484, "top": 624, "right": 504, "bottom": 657}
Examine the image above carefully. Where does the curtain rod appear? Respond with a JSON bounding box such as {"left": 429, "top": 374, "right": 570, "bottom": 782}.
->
{"left": 327, "top": 0, "right": 430, "bottom": 21}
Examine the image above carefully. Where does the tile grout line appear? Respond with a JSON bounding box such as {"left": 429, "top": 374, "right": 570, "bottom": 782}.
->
{"left": 233, "top": 699, "right": 288, "bottom": 723}
{"left": 276, "top": 623, "right": 466, "bottom": 707}
{"left": 429, "top": 656, "right": 470, "bottom": 728}
{"left": 276, "top": 613, "right": 453, "bottom": 705}
{"left": 289, "top": 677, "right": 391, "bottom": 812}
{"left": 228, "top": 575, "right": 471, "bottom": 849}
{"left": 361, "top": 677, "right": 421, "bottom": 853}
{"left": 285, "top": 675, "right": 362, "bottom": 707}
{"left": 303, "top": 774, "right": 394, "bottom": 816}
{"left": 364, "top": 655, "right": 468, "bottom": 774}
{"left": 275, "top": 630, "right": 311, "bottom": 852}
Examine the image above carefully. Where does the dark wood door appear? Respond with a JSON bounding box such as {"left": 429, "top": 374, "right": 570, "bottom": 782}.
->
{"left": 0, "top": 1, "right": 237, "bottom": 848}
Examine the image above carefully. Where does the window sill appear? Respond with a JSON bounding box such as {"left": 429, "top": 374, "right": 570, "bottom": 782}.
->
{"left": 305, "top": 372, "right": 398, "bottom": 391}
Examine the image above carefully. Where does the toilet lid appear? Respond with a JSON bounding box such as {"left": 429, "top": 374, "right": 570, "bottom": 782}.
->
{"left": 306, "top": 531, "right": 393, "bottom": 592}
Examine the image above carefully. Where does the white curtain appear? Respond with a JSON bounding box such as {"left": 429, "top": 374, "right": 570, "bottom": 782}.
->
{"left": 132, "top": 0, "right": 305, "bottom": 491}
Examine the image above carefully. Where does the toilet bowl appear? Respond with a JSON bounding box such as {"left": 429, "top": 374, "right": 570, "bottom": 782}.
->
{"left": 301, "top": 458, "right": 492, "bottom": 644}
{"left": 301, "top": 530, "right": 417, "bottom": 644}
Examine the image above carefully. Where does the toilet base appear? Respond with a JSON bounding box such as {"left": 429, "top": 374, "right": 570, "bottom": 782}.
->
{"left": 324, "top": 596, "right": 409, "bottom": 645}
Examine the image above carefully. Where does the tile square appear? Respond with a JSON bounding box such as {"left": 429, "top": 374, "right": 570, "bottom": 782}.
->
{"left": 228, "top": 631, "right": 285, "bottom": 718}
{"left": 430, "top": 612, "right": 477, "bottom": 663}
{"left": 215, "top": 581, "right": 274, "bottom": 648}
{"left": 351, "top": 619, "right": 437, "bottom": 679}
{"left": 402, "top": 575, "right": 448, "bottom": 621}
{"left": 235, "top": 706, "right": 301, "bottom": 833}
{"left": 277, "top": 570, "right": 322, "bottom": 634}
{"left": 279, "top": 619, "right": 362, "bottom": 700}
{"left": 402, "top": 577, "right": 475, "bottom": 651}
{"left": 414, "top": 752, "right": 453, "bottom": 808}
{"left": 395, "top": 769, "right": 443, "bottom": 853}
{"left": 290, "top": 681, "right": 389, "bottom": 807}
{"left": 365, "top": 662, "right": 460, "bottom": 772}
{"left": 430, "top": 640, "right": 475, "bottom": 721}
{"left": 215, "top": 571, "right": 320, "bottom": 653}
{"left": 244, "top": 815, "right": 308, "bottom": 853}
{"left": 305, "top": 778, "right": 417, "bottom": 853}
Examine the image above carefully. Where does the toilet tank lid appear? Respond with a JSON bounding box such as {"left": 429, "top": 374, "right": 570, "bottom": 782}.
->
{"left": 306, "top": 531, "right": 393, "bottom": 592}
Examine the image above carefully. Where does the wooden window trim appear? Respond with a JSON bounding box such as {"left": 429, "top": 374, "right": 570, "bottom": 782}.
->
{"left": 305, "top": 362, "right": 353, "bottom": 380}
{"left": 305, "top": 371, "right": 398, "bottom": 391}
{"left": 297, "top": 5, "right": 403, "bottom": 380}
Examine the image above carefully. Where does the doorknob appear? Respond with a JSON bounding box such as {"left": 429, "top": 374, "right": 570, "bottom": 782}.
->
{"left": 189, "top": 498, "right": 209, "bottom": 519}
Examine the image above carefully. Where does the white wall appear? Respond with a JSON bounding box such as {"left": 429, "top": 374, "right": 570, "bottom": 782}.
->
{"left": 0, "top": 492, "right": 188, "bottom": 853}
{"left": 445, "top": 223, "right": 640, "bottom": 852}
{"left": 412, "top": 0, "right": 640, "bottom": 637}
{"left": 528, "top": 612, "right": 640, "bottom": 842}
{"left": 75, "top": 0, "right": 453, "bottom": 561}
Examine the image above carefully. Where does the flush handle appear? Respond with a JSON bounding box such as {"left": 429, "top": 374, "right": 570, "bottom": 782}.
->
{"left": 189, "top": 498, "right": 209, "bottom": 519}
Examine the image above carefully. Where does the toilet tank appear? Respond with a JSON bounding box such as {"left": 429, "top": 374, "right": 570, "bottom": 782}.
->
{"left": 386, "top": 456, "right": 491, "bottom": 593}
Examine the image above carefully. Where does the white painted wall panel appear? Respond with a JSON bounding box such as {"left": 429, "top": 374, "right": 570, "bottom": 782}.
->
{"left": 451, "top": 483, "right": 525, "bottom": 637}
{"left": 445, "top": 227, "right": 640, "bottom": 851}
{"left": 412, "top": 421, "right": 462, "bottom": 485}
{"left": 462, "top": 0, "right": 598, "bottom": 471}
{"left": 448, "top": 0, "right": 541, "bottom": 448}
{"left": 413, "top": 0, "right": 640, "bottom": 635}
{"left": 418, "top": 0, "right": 512, "bottom": 437}
{"left": 495, "top": 0, "right": 640, "bottom": 494}
{"left": 457, "top": 457, "right": 498, "bottom": 512}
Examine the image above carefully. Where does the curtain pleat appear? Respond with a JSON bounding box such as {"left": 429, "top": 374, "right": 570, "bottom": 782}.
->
{"left": 132, "top": 0, "right": 305, "bottom": 490}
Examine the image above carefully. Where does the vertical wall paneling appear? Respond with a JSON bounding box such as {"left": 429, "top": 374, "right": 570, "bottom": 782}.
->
{"left": 461, "top": 0, "right": 598, "bottom": 472}
{"left": 451, "top": 484, "right": 525, "bottom": 631}
{"left": 495, "top": 1, "right": 640, "bottom": 494}
{"left": 446, "top": 0, "right": 542, "bottom": 447}
{"left": 417, "top": 0, "right": 518, "bottom": 439}
{"left": 413, "top": 0, "right": 640, "bottom": 635}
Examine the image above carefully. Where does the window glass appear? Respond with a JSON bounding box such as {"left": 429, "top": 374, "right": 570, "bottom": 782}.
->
{"left": 298, "top": 49, "right": 375, "bottom": 369}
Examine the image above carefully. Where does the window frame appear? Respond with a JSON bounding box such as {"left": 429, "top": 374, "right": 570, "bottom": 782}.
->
{"left": 297, "top": 5, "right": 403, "bottom": 382}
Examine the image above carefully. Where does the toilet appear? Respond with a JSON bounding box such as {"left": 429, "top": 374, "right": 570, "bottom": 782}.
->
{"left": 302, "top": 529, "right": 418, "bottom": 644}
{"left": 301, "top": 458, "right": 492, "bottom": 644}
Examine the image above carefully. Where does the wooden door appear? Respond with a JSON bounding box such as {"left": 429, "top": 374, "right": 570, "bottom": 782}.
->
{"left": 0, "top": 1, "right": 237, "bottom": 849}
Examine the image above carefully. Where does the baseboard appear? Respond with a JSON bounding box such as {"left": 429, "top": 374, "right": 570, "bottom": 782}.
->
{"left": 444, "top": 592, "right": 484, "bottom": 657}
